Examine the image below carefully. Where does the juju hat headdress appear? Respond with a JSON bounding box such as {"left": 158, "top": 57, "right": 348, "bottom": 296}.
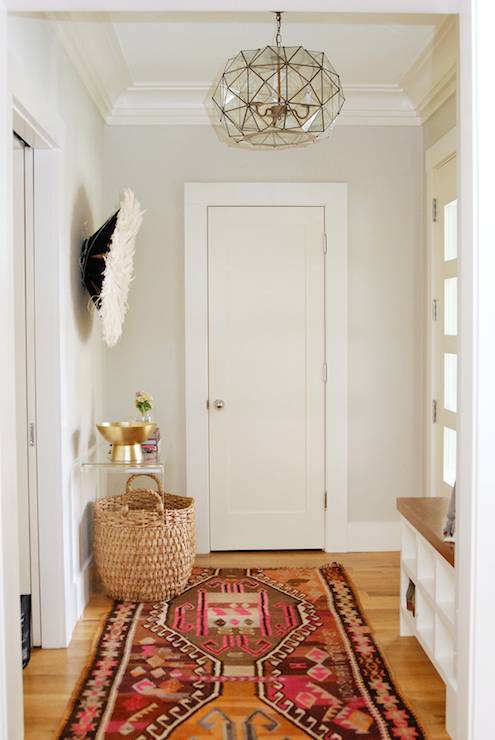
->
{"left": 80, "top": 189, "right": 144, "bottom": 347}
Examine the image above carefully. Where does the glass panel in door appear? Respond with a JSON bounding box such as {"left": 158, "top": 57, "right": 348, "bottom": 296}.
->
{"left": 432, "top": 154, "right": 458, "bottom": 498}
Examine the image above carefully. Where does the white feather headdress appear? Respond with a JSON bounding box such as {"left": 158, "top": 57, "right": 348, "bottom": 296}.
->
{"left": 98, "top": 190, "right": 144, "bottom": 347}
{"left": 80, "top": 189, "right": 145, "bottom": 348}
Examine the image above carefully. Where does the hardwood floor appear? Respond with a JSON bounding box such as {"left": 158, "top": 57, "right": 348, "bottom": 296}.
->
{"left": 23, "top": 552, "right": 448, "bottom": 739}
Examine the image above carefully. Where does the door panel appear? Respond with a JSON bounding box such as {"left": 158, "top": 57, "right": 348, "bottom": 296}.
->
{"left": 13, "top": 134, "right": 31, "bottom": 595}
{"left": 208, "top": 206, "right": 325, "bottom": 550}
{"left": 432, "top": 155, "right": 458, "bottom": 498}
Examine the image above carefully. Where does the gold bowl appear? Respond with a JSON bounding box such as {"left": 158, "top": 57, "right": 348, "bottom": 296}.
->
{"left": 96, "top": 421, "right": 157, "bottom": 463}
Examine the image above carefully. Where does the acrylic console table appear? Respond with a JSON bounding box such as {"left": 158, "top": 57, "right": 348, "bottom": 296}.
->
{"left": 397, "top": 497, "right": 456, "bottom": 737}
{"left": 81, "top": 445, "right": 165, "bottom": 474}
{"left": 80, "top": 444, "right": 167, "bottom": 499}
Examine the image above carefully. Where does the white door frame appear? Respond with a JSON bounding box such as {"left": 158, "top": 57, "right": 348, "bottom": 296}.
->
{"left": 185, "top": 183, "right": 348, "bottom": 553}
{"left": 456, "top": 3, "right": 495, "bottom": 737}
{"left": 11, "top": 100, "right": 68, "bottom": 651}
{"left": 13, "top": 134, "right": 43, "bottom": 645}
{"left": 425, "top": 127, "right": 457, "bottom": 498}
{"left": 0, "top": 5, "right": 23, "bottom": 738}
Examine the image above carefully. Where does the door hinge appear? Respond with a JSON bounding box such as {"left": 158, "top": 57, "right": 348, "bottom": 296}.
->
{"left": 432, "top": 197, "right": 438, "bottom": 223}
{"left": 324, "top": 491, "right": 328, "bottom": 510}
{"left": 322, "top": 362, "right": 328, "bottom": 384}
{"left": 432, "top": 298, "right": 439, "bottom": 321}
{"left": 323, "top": 233, "right": 328, "bottom": 255}
{"left": 432, "top": 399, "right": 437, "bottom": 424}
{"left": 28, "top": 422, "right": 35, "bottom": 447}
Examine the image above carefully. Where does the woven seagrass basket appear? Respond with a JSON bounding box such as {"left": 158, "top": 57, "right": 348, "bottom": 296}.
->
{"left": 93, "top": 473, "right": 195, "bottom": 601}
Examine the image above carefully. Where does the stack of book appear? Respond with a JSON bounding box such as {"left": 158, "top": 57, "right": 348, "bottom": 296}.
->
{"left": 141, "top": 427, "right": 161, "bottom": 459}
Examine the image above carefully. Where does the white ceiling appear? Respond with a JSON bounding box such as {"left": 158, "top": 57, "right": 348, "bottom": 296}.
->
{"left": 114, "top": 16, "right": 437, "bottom": 85}
{"left": 50, "top": 12, "right": 458, "bottom": 126}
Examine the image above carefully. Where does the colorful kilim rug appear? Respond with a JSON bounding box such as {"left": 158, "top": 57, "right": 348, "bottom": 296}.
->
{"left": 59, "top": 565, "right": 425, "bottom": 739}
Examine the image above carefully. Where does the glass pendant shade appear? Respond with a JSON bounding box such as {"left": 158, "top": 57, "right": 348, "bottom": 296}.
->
{"left": 212, "top": 17, "right": 345, "bottom": 148}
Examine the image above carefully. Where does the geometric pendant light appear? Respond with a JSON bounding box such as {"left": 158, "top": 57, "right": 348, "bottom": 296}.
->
{"left": 212, "top": 12, "right": 345, "bottom": 148}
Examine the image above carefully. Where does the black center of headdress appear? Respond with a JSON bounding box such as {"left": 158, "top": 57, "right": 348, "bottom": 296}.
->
{"left": 80, "top": 210, "right": 119, "bottom": 307}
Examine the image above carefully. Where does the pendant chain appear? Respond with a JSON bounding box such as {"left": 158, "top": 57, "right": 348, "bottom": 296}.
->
{"left": 275, "top": 11, "right": 282, "bottom": 47}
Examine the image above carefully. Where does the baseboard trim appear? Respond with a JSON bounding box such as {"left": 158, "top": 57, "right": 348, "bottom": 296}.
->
{"left": 346, "top": 521, "right": 401, "bottom": 552}
{"left": 74, "top": 556, "right": 94, "bottom": 622}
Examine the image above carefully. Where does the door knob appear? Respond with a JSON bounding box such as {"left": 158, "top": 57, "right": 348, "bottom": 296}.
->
{"left": 214, "top": 399, "right": 225, "bottom": 409}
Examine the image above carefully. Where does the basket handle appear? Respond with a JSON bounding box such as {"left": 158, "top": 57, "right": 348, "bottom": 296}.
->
{"left": 125, "top": 473, "right": 163, "bottom": 496}
{"left": 121, "top": 489, "right": 164, "bottom": 515}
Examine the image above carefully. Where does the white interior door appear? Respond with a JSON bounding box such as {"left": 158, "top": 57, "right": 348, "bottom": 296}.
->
{"left": 208, "top": 206, "right": 325, "bottom": 550}
{"left": 13, "top": 133, "right": 41, "bottom": 645}
{"left": 432, "top": 155, "right": 458, "bottom": 498}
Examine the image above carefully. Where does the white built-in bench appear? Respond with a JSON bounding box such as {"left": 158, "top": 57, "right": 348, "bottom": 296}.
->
{"left": 397, "top": 497, "right": 456, "bottom": 738}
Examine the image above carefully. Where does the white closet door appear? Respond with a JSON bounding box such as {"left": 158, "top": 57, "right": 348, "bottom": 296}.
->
{"left": 13, "top": 133, "right": 41, "bottom": 645}
{"left": 208, "top": 206, "right": 325, "bottom": 550}
{"left": 13, "top": 135, "right": 31, "bottom": 596}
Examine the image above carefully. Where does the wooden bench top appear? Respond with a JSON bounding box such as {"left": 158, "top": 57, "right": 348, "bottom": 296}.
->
{"left": 397, "top": 497, "right": 455, "bottom": 567}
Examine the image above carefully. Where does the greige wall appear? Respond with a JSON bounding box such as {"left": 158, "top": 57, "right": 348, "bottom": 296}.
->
{"left": 423, "top": 95, "right": 457, "bottom": 149}
{"left": 103, "top": 124, "right": 424, "bottom": 524}
{"left": 9, "top": 15, "right": 104, "bottom": 637}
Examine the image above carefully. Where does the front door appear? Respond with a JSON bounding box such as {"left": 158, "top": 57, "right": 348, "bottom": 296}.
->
{"left": 208, "top": 206, "right": 325, "bottom": 550}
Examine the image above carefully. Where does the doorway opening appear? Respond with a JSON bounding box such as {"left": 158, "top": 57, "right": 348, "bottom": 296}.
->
{"left": 4, "top": 7, "right": 473, "bottom": 740}
{"left": 11, "top": 103, "right": 67, "bottom": 654}
{"left": 185, "top": 183, "right": 348, "bottom": 554}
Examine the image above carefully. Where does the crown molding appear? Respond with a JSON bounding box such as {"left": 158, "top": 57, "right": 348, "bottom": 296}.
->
{"left": 49, "top": 14, "right": 454, "bottom": 128}
{"left": 338, "top": 84, "right": 420, "bottom": 127}
{"left": 107, "top": 82, "right": 421, "bottom": 127}
{"left": 401, "top": 15, "right": 457, "bottom": 123}
{"left": 49, "top": 12, "right": 131, "bottom": 119}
